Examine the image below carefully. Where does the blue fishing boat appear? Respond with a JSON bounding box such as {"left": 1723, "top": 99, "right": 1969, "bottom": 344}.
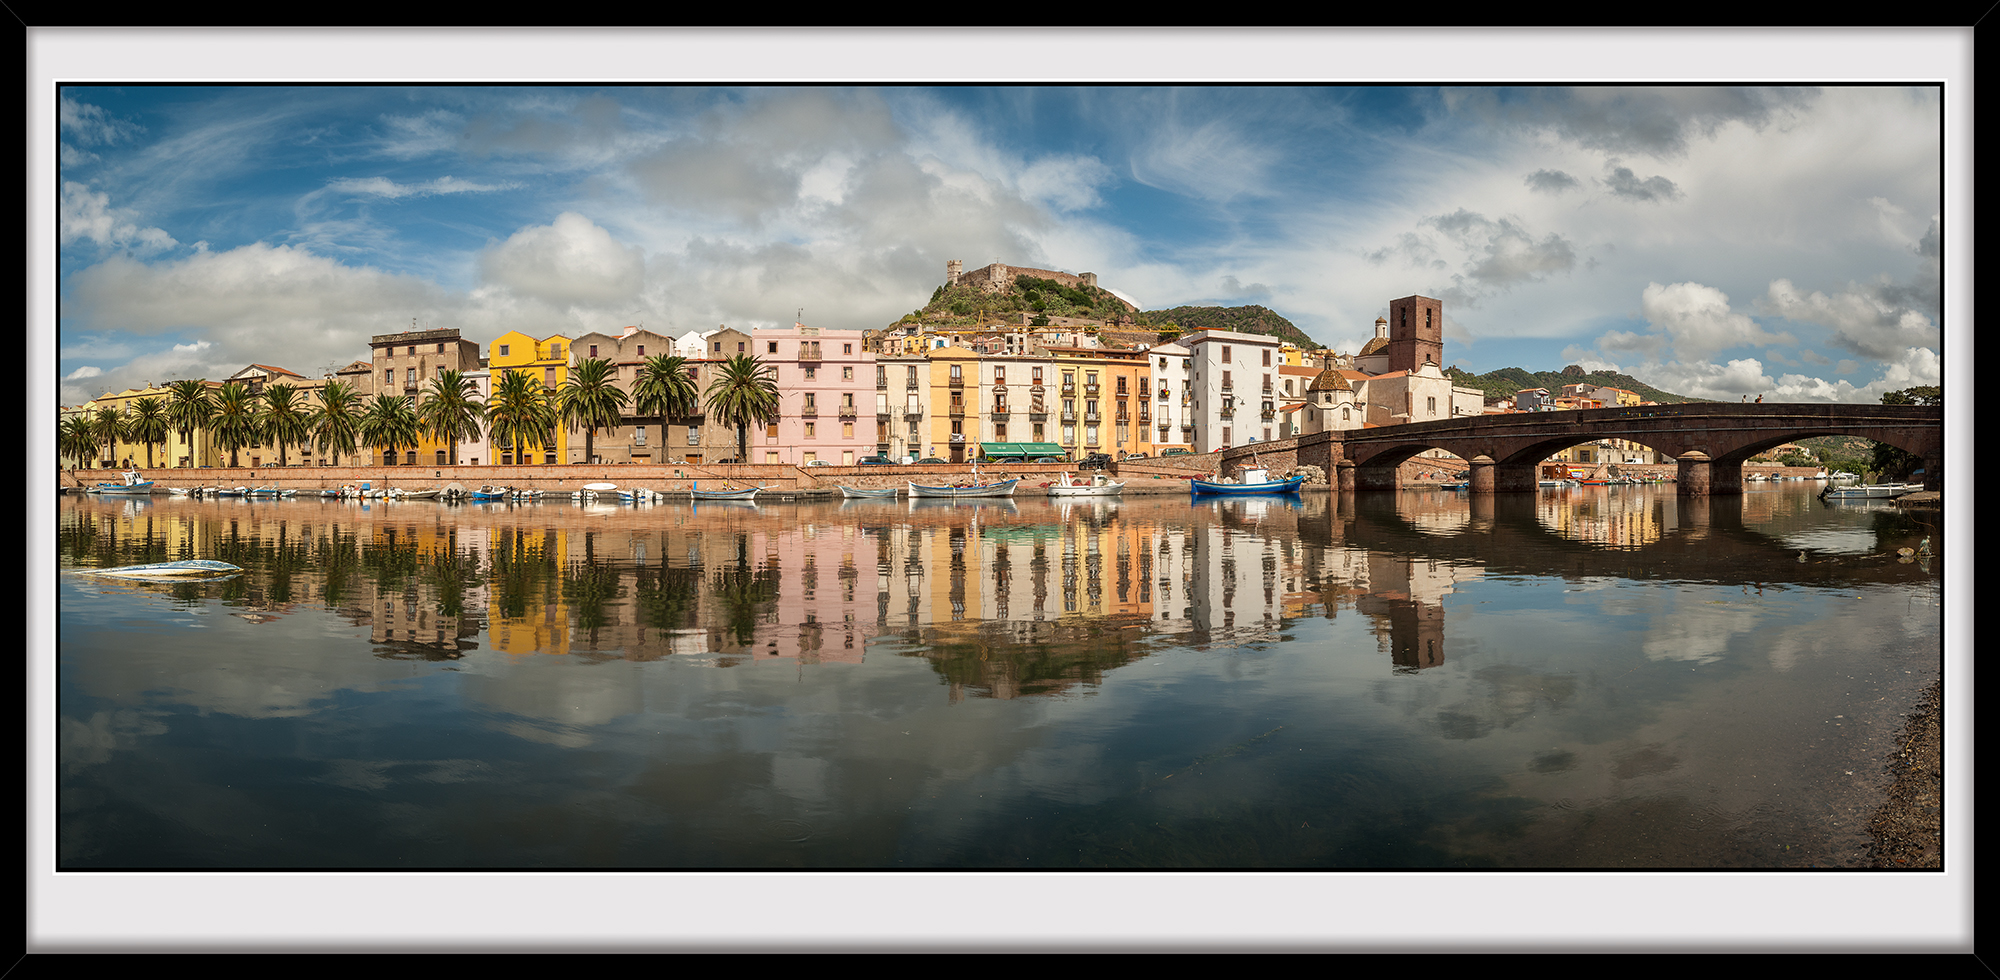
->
{"left": 86, "top": 471, "right": 155, "bottom": 495}
{"left": 1189, "top": 467, "right": 1304, "bottom": 496}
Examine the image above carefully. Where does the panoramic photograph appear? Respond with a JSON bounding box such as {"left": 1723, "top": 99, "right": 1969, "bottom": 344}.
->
{"left": 35, "top": 29, "right": 1963, "bottom": 954}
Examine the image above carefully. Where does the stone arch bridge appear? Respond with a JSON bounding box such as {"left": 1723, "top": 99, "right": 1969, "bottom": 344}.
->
{"left": 1217, "top": 403, "right": 1943, "bottom": 495}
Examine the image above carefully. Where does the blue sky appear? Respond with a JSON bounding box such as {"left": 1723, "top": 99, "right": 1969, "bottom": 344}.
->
{"left": 56, "top": 81, "right": 1942, "bottom": 407}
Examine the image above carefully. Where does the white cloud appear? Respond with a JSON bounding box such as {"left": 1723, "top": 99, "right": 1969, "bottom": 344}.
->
{"left": 477, "top": 212, "right": 646, "bottom": 308}
{"left": 64, "top": 366, "right": 102, "bottom": 380}
{"left": 1638, "top": 281, "right": 1795, "bottom": 361}
{"left": 1758, "top": 276, "right": 1939, "bottom": 362}
{"left": 60, "top": 182, "right": 178, "bottom": 253}
{"left": 322, "top": 175, "right": 517, "bottom": 199}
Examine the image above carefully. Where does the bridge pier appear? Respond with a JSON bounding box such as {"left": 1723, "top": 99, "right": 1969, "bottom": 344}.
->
{"left": 1676, "top": 451, "right": 1744, "bottom": 496}
{"left": 1336, "top": 460, "right": 1355, "bottom": 492}
{"left": 1922, "top": 449, "right": 1943, "bottom": 492}
{"left": 1354, "top": 465, "right": 1400, "bottom": 492}
{"left": 1468, "top": 456, "right": 1537, "bottom": 493}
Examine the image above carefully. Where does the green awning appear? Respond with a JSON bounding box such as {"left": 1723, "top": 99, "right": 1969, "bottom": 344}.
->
{"left": 979, "top": 442, "right": 1066, "bottom": 459}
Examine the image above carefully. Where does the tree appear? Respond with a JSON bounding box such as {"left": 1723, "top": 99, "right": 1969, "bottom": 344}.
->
{"left": 128, "top": 396, "right": 171, "bottom": 469}
{"left": 309, "top": 380, "right": 363, "bottom": 466}
{"left": 1872, "top": 385, "right": 1942, "bottom": 479}
{"left": 358, "top": 393, "right": 421, "bottom": 466}
{"left": 58, "top": 416, "right": 96, "bottom": 469}
{"left": 632, "top": 354, "right": 700, "bottom": 450}
{"left": 486, "top": 369, "right": 557, "bottom": 465}
{"left": 259, "top": 383, "right": 311, "bottom": 467}
{"left": 165, "top": 379, "right": 215, "bottom": 468}
{"left": 418, "top": 369, "right": 485, "bottom": 466}
{"left": 89, "top": 405, "right": 127, "bottom": 468}
{"left": 210, "top": 382, "right": 263, "bottom": 468}
{"left": 703, "top": 353, "right": 780, "bottom": 464}
{"left": 557, "top": 356, "right": 630, "bottom": 464}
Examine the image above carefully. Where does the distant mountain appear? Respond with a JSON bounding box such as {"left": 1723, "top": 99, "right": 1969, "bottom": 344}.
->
{"left": 1445, "top": 365, "right": 1705, "bottom": 405}
{"left": 1138, "top": 305, "right": 1315, "bottom": 348}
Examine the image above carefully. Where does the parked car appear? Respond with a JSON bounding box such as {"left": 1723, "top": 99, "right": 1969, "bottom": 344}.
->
{"left": 1160, "top": 448, "right": 1192, "bottom": 457}
{"left": 1032, "top": 457, "right": 1061, "bottom": 464}
{"left": 1079, "top": 452, "right": 1113, "bottom": 469}
{"left": 804, "top": 459, "right": 832, "bottom": 467}
{"left": 916, "top": 457, "right": 947, "bottom": 464}
{"left": 1124, "top": 452, "right": 1148, "bottom": 459}
{"left": 858, "top": 455, "right": 896, "bottom": 465}
{"left": 711, "top": 457, "right": 740, "bottom": 464}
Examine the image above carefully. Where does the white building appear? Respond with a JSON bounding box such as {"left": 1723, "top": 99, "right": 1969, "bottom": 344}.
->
{"left": 1182, "top": 329, "right": 1283, "bottom": 452}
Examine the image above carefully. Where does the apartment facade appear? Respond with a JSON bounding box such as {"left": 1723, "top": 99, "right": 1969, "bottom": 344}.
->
{"left": 752, "top": 323, "right": 877, "bottom": 467}
{"left": 1183, "top": 329, "right": 1283, "bottom": 452}
{"left": 488, "top": 330, "right": 573, "bottom": 465}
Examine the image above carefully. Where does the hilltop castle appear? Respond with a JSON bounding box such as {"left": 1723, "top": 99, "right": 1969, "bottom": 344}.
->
{"left": 945, "top": 260, "right": 1099, "bottom": 294}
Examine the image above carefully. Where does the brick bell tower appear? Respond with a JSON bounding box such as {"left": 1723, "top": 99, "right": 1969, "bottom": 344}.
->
{"left": 1387, "top": 295, "right": 1444, "bottom": 373}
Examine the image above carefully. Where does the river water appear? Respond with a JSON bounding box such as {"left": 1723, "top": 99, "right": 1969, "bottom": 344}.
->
{"left": 53, "top": 483, "right": 1942, "bottom": 870}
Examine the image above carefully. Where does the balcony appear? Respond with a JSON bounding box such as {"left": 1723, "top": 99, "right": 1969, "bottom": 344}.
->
{"left": 877, "top": 412, "right": 891, "bottom": 422}
{"left": 1083, "top": 411, "right": 1100, "bottom": 423}
{"left": 1028, "top": 412, "right": 1048, "bottom": 422}
{"left": 876, "top": 377, "right": 888, "bottom": 390}
{"left": 948, "top": 403, "right": 965, "bottom": 417}
{"left": 1137, "top": 412, "right": 1150, "bottom": 424}
{"left": 948, "top": 375, "right": 965, "bottom": 389}
{"left": 800, "top": 407, "right": 818, "bottom": 419}
{"left": 1218, "top": 408, "right": 1235, "bottom": 419}
{"left": 839, "top": 407, "right": 858, "bottom": 420}
{"left": 907, "top": 379, "right": 920, "bottom": 390}
{"left": 1060, "top": 383, "right": 1076, "bottom": 395}
{"left": 1181, "top": 421, "right": 1195, "bottom": 432}
{"left": 1260, "top": 410, "right": 1276, "bottom": 421}
{"left": 1061, "top": 410, "right": 1078, "bottom": 423}
{"left": 1114, "top": 412, "right": 1129, "bottom": 422}
{"left": 1221, "top": 380, "right": 1234, "bottom": 390}
{"left": 948, "top": 433, "right": 965, "bottom": 443}
{"left": 1084, "top": 383, "right": 1100, "bottom": 396}
{"left": 990, "top": 409, "right": 1010, "bottom": 421}
{"left": 799, "top": 344, "right": 822, "bottom": 363}
{"left": 902, "top": 409, "right": 924, "bottom": 421}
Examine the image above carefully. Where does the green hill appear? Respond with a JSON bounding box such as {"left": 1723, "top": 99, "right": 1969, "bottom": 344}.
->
{"left": 1138, "top": 305, "right": 1315, "bottom": 348}
{"left": 1445, "top": 365, "right": 1704, "bottom": 405}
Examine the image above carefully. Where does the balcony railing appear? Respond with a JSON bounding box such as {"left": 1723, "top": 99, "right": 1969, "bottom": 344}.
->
{"left": 800, "top": 407, "right": 818, "bottom": 418}
{"left": 902, "top": 409, "right": 923, "bottom": 421}
{"left": 1028, "top": 412, "right": 1048, "bottom": 422}
{"left": 839, "top": 407, "right": 858, "bottom": 419}
{"left": 1083, "top": 383, "right": 1100, "bottom": 396}
{"left": 1084, "top": 411, "right": 1101, "bottom": 423}
{"left": 877, "top": 377, "right": 888, "bottom": 390}
{"left": 907, "top": 379, "right": 920, "bottom": 390}
{"left": 990, "top": 409, "right": 1009, "bottom": 420}
{"left": 1060, "top": 383, "right": 1076, "bottom": 394}
{"left": 1061, "top": 410, "right": 1078, "bottom": 423}
{"left": 948, "top": 376, "right": 964, "bottom": 388}
{"left": 1260, "top": 410, "right": 1276, "bottom": 421}
{"left": 948, "top": 404, "right": 965, "bottom": 416}
{"left": 948, "top": 433, "right": 965, "bottom": 443}
{"left": 1221, "top": 380, "right": 1234, "bottom": 390}
{"left": 1218, "top": 408, "right": 1234, "bottom": 419}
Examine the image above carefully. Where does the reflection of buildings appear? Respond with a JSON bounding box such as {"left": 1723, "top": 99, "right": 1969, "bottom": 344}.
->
{"left": 1535, "top": 490, "right": 1670, "bottom": 548}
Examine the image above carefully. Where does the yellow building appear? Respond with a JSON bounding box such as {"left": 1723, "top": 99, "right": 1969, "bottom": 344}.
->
{"left": 487, "top": 330, "right": 573, "bottom": 465}
{"left": 78, "top": 381, "right": 232, "bottom": 470}
{"left": 925, "top": 345, "right": 983, "bottom": 463}
{"left": 1044, "top": 346, "right": 1155, "bottom": 459}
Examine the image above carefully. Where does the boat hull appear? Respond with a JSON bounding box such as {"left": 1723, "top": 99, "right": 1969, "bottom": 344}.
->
{"left": 908, "top": 479, "right": 1018, "bottom": 498}
{"left": 86, "top": 559, "right": 242, "bottom": 578}
{"left": 1189, "top": 476, "right": 1304, "bottom": 495}
{"left": 839, "top": 486, "right": 899, "bottom": 498}
{"left": 691, "top": 488, "right": 760, "bottom": 501}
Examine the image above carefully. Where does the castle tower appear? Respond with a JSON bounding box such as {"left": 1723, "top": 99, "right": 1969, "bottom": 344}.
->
{"left": 946, "top": 260, "right": 963, "bottom": 286}
{"left": 1387, "top": 295, "right": 1444, "bottom": 373}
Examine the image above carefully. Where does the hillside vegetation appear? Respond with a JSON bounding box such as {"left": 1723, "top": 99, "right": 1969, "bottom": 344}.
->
{"left": 1445, "top": 365, "right": 1703, "bottom": 404}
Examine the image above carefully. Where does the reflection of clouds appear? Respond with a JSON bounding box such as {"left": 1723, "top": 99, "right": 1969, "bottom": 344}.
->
{"left": 59, "top": 709, "right": 172, "bottom": 770}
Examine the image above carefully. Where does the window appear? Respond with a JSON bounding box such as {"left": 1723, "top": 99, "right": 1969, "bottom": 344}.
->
{"left": 769, "top": 342, "right": 779, "bottom": 354}
{"left": 688, "top": 428, "right": 701, "bottom": 445}
{"left": 407, "top": 368, "right": 416, "bottom": 384}
{"left": 544, "top": 368, "right": 554, "bottom": 387}
{"left": 714, "top": 341, "right": 722, "bottom": 353}
{"left": 635, "top": 426, "right": 647, "bottom": 446}
{"left": 499, "top": 344, "right": 511, "bottom": 357}
{"left": 766, "top": 452, "right": 779, "bottom": 464}
{"left": 767, "top": 423, "right": 780, "bottom": 439}
{"left": 407, "top": 347, "right": 416, "bottom": 357}
{"left": 803, "top": 452, "right": 817, "bottom": 464}
{"left": 842, "top": 422, "right": 854, "bottom": 439}
{"left": 804, "top": 393, "right": 816, "bottom": 412}
{"left": 436, "top": 450, "right": 447, "bottom": 465}
{"left": 804, "top": 423, "right": 816, "bottom": 439}
{"left": 637, "top": 346, "right": 644, "bottom": 356}
{"left": 995, "top": 367, "right": 1006, "bottom": 384}
{"left": 385, "top": 369, "right": 394, "bottom": 384}
{"left": 804, "top": 367, "right": 816, "bottom": 380}
{"left": 406, "top": 451, "right": 417, "bottom": 465}
{"left": 1262, "top": 349, "right": 1271, "bottom": 366}
{"left": 843, "top": 343, "right": 853, "bottom": 354}
{"left": 1222, "top": 346, "right": 1231, "bottom": 363}
{"left": 1032, "top": 367, "right": 1043, "bottom": 383}
{"left": 737, "top": 342, "right": 745, "bottom": 352}
{"left": 546, "top": 452, "right": 556, "bottom": 465}
{"left": 842, "top": 366, "right": 853, "bottom": 380}
{"left": 589, "top": 345, "right": 598, "bottom": 357}
{"left": 1427, "top": 396, "right": 1437, "bottom": 414}
{"left": 437, "top": 343, "right": 445, "bottom": 354}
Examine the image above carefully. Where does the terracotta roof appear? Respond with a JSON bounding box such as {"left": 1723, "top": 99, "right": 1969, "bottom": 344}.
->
{"left": 1357, "top": 336, "right": 1390, "bottom": 356}
{"left": 1307, "top": 367, "right": 1351, "bottom": 392}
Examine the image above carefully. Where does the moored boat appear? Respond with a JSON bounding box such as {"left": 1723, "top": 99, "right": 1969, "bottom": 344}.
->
{"left": 839, "top": 485, "right": 899, "bottom": 498}
{"left": 1189, "top": 467, "right": 1303, "bottom": 496}
{"left": 1822, "top": 483, "right": 1921, "bottom": 499}
{"left": 908, "top": 478, "right": 1018, "bottom": 498}
{"left": 1045, "top": 471, "right": 1123, "bottom": 497}
{"left": 86, "top": 471, "right": 155, "bottom": 495}
{"left": 691, "top": 485, "right": 762, "bottom": 501}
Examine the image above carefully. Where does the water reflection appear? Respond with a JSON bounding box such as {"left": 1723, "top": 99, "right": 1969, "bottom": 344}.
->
{"left": 56, "top": 485, "right": 1941, "bottom": 868}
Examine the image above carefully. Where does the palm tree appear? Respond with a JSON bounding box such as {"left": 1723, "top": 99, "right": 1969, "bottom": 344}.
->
{"left": 486, "top": 369, "right": 557, "bottom": 465}
{"left": 309, "top": 380, "right": 363, "bottom": 466}
{"left": 165, "top": 379, "right": 214, "bottom": 468}
{"left": 703, "top": 354, "right": 780, "bottom": 464}
{"left": 418, "top": 369, "right": 485, "bottom": 466}
{"left": 128, "top": 397, "right": 171, "bottom": 469}
{"left": 210, "top": 382, "right": 262, "bottom": 468}
{"left": 58, "top": 416, "right": 96, "bottom": 469}
{"left": 358, "top": 393, "right": 421, "bottom": 466}
{"left": 557, "top": 356, "right": 630, "bottom": 465}
{"left": 633, "top": 353, "right": 700, "bottom": 450}
{"left": 90, "top": 405, "right": 128, "bottom": 469}
{"left": 259, "top": 383, "right": 311, "bottom": 467}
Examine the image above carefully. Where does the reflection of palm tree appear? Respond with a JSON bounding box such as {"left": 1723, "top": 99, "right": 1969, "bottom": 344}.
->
{"left": 704, "top": 354, "right": 780, "bottom": 464}
{"left": 557, "top": 357, "right": 629, "bottom": 465}
{"left": 711, "top": 533, "right": 780, "bottom": 646}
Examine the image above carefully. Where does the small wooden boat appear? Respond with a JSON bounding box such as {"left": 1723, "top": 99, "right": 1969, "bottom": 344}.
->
{"left": 1189, "top": 467, "right": 1303, "bottom": 496}
{"left": 84, "top": 559, "right": 242, "bottom": 578}
{"left": 839, "top": 486, "right": 899, "bottom": 498}
{"left": 1822, "top": 483, "right": 1920, "bottom": 499}
{"left": 691, "top": 485, "right": 761, "bottom": 501}
{"left": 401, "top": 488, "right": 441, "bottom": 500}
{"left": 467, "top": 485, "right": 509, "bottom": 501}
{"left": 908, "top": 478, "right": 1017, "bottom": 498}
{"left": 1046, "top": 471, "right": 1124, "bottom": 497}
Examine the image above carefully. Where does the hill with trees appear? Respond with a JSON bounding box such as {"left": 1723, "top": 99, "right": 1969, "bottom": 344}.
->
{"left": 1445, "top": 365, "right": 1704, "bottom": 405}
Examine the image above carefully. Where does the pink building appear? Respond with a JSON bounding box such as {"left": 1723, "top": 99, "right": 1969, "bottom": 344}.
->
{"left": 751, "top": 323, "right": 877, "bottom": 467}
